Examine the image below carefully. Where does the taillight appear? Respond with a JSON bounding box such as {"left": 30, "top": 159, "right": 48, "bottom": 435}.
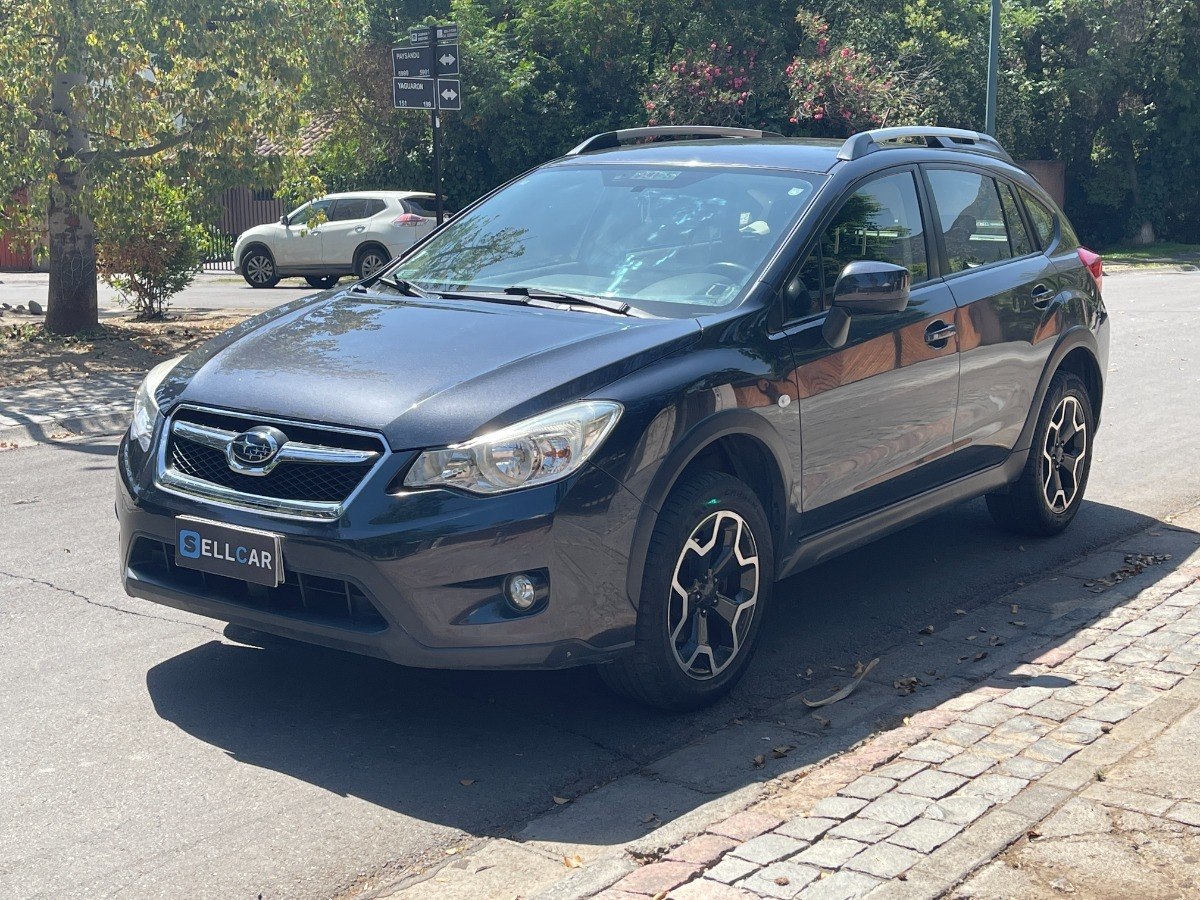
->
{"left": 1078, "top": 247, "right": 1103, "bottom": 294}
{"left": 393, "top": 213, "right": 427, "bottom": 227}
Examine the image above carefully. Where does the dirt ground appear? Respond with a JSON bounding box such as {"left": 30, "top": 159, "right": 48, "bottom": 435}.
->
{"left": 0, "top": 310, "right": 250, "bottom": 389}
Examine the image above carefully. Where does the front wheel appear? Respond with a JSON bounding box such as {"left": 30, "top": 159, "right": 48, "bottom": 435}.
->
{"left": 241, "top": 248, "right": 280, "bottom": 288}
{"left": 305, "top": 275, "right": 340, "bottom": 290}
{"left": 600, "top": 471, "right": 773, "bottom": 711}
{"left": 986, "top": 371, "right": 1094, "bottom": 536}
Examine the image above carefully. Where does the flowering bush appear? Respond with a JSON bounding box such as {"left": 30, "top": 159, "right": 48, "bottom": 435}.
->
{"left": 785, "top": 12, "right": 924, "bottom": 136}
{"left": 642, "top": 42, "right": 763, "bottom": 128}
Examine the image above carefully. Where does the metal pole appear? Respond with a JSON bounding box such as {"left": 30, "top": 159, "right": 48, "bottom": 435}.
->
{"left": 984, "top": 0, "right": 1000, "bottom": 135}
{"left": 431, "top": 109, "right": 444, "bottom": 225}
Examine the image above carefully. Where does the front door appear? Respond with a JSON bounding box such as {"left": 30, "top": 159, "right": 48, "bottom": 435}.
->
{"left": 782, "top": 168, "right": 961, "bottom": 534}
{"left": 922, "top": 166, "right": 1062, "bottom": 460}
{"left": 276, "top": 199, "right": 329, "bottom": 267}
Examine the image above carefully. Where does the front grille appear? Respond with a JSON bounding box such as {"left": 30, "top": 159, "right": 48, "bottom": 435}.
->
{"left": 130, "top": 537, "right": 388, "bottom": 631}
{"left": 160, "top": 406, "right": 387, "bottom": 514}
{"left": 169, "top": 440, "right": 366, "bottom": 503}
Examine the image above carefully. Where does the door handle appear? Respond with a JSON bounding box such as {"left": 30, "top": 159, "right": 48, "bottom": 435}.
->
{"left": 1031, "top": 283, "right": 1054, "bottom": 309}
{"left": 924, "top": 321, "right": 956, "bottom": 348}
{"left": 354, "top": 225, "right": 366, "bottom": 233}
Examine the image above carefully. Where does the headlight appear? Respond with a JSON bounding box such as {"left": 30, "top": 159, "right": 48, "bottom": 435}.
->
{"left": 130, "top": 357, "right": 183, "bottom": 452}
{"left": 403, "top": 400, "right": 623, "bottom": 495}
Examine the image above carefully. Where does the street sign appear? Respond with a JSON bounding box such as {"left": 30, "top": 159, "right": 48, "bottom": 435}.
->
{"left": 436, "top": 23, "right": 459, "bottom": 43}
{"left": 435, "top": 43, "right": 460, "bottom": 77}
{"left": 437, "top": 78, "right": 461, "bottom": 111}
{"left": 409, "top": 25, "right": 432, "bottom": 46}
{"left": 393, "top": 77, "right": 435, "bottom": 109}
{"left": 392, "top": 44, "right": 433, "bottom": 79}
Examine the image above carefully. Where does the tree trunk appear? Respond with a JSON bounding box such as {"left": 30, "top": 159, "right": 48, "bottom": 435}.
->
{"left": 45, "top": 73, "right": 98, "bottom": 335}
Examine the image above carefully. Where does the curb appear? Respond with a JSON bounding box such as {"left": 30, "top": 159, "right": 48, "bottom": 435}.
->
{"left": 0, "top": 411, "right": 130, "bottom": 446}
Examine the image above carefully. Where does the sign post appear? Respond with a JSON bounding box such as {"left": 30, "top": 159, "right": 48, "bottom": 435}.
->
{"left": 393, "top": 23, "right": 462, "bottom": 225}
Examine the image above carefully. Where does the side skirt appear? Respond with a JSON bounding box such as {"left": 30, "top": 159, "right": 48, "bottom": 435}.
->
{"left": 778, "top": 448, "right": 1028, "bottom": 580}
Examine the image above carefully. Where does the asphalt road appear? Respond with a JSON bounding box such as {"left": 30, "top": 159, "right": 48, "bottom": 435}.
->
{"left": 1, "top": 269, "right": 1198, "bottom": 899}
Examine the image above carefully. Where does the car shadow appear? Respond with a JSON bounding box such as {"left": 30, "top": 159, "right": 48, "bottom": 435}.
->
{"left": 145, "top": 496, "right": 1197, "bottom": 847}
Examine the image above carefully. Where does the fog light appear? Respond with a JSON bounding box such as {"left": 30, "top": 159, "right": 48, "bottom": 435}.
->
{"left": 504, "top": 573, "right": 539, "bottom": 611}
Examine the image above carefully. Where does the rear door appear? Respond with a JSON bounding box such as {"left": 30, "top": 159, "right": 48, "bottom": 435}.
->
{"left": 320, "top": 197, "right": 373, "bottom": 267}
{"left": 780, "top": 167, "right": 962, "bottom": 533}
{"left": 922, "top": 165, "right": 1061, "bottom": 462}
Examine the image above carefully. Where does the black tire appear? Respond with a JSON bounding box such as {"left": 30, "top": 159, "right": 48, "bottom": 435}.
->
{"left": 986, "top": 371, "right": 1094, "bottom": 536}
{"left": 305, "top": 275, "right": 340, "bottom": 289}
{"left": 240, "top": 247, "right": 280, "bottom": 288}
{"left": 354, "top": 244, "right": 390, "bottom": 279}
{"left": 600, "top": 471, "right": 774, "bottom": 711}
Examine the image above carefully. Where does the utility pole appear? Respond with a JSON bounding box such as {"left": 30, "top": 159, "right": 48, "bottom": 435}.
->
{"left": 984, "top": 0, "right": 1000, "bottom": 135}
{"left": 431, "top": 109, "right": 444, "bottom": 225}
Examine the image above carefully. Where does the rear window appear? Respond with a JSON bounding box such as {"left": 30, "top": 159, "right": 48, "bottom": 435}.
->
{"left": 1019, "top": 188, "right": 1080, "bottom": 253}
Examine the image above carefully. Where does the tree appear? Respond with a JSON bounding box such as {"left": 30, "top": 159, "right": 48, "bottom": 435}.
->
{"left": 0, "top": 0, "right": 364, "bottom": 333}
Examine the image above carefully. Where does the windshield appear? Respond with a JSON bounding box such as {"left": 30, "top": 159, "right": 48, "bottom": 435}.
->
{"left": 387, "top": 164, "right": 822, "bottom": 316}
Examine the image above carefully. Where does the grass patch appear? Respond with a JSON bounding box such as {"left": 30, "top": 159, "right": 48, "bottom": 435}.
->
{"left": 1102, "top": 242, "right": 1200, "bottom": 267}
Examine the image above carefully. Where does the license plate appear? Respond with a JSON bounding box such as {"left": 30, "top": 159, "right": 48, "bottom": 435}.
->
{"left": 174, "top": 516, "right": 283, "bottom": 587}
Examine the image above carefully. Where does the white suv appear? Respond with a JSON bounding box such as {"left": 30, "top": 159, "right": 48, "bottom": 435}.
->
{"left": 233, "top": 191, "right": 441, "bottom": 289}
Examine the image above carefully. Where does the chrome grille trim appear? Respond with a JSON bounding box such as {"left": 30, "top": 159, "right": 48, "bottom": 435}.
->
{"left": 154, "top": 404, "right": 391, "bottom": 521}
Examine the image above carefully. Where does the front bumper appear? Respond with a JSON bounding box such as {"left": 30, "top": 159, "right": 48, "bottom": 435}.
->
{"left": 117, "top": 435, "right": 644, "bottom": 669}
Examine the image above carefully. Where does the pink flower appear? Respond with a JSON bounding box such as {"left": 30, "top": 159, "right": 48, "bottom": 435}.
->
{"left": 645, "top": 101, "right": 657, "bottom": 111}
{"left": 789, "top": 116, "right": 798, "bottom": 123}
{"left": 814, "top": 110, "right": 825, "bottom": 120}
{"left": 817, "top": 38, "right": 828, "bottom": 55}
{"left": 840, "top": 47, "right": 851, "bottom": 59}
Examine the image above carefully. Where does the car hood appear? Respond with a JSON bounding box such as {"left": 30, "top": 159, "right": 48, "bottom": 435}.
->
{"left": 161, "top": 291, "right": 701, "bottom": 449}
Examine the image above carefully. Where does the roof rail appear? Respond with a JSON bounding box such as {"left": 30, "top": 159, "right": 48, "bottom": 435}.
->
{"left": 568, "top": 125, "right": 782, "bottom": 156}
{"left": 837, "top": 127, "right": 1012, "bottom": 162}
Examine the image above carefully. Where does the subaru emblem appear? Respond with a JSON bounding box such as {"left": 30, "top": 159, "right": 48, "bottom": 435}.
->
{"left": 227, "top": 426, "right": 288, "bottom": 473}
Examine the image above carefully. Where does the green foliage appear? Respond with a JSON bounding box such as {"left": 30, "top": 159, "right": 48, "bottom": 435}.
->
{"left": 94, "top": 169, "right": 208, "bottom": 319}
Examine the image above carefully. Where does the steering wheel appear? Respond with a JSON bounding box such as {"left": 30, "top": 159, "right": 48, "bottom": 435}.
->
{"left": 704, "top": 261, "right": 754, "bottom": 279}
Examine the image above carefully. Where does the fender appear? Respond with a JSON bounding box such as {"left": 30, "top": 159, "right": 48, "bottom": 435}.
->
{"left": 1014, "top": 325, "right": 1102, "bottom": 455}
{"left": 622, "top": 407, "right": 794, "bottom": 605}
{"left": 237, "top": 241, "right": 275, "bottom": 271}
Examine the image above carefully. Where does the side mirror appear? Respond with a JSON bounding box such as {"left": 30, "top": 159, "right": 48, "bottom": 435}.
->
{"left": 831, "top": 260, "right": 910, "bottom": 315}
{"left": 279, "top": 215, "right": 289, "bottom": 226}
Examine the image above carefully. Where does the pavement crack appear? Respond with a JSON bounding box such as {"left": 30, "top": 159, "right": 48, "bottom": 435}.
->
{"left": 0, "top": 568, "right": 224, "bottom": 636}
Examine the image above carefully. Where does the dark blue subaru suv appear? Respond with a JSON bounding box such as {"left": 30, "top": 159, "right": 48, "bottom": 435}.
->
{"left": 117, "top": 126, "right": 1108, "bottom": 709}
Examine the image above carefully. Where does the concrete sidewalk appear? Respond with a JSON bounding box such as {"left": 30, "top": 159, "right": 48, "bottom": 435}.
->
{"left": 0, "top": 373, "right": 140, "bottom": 443}
{"left": 379, "top": 509, "right": 1200, "bottom": 900}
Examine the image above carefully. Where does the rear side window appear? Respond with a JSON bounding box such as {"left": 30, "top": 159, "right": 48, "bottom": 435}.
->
{"left": 329, "top": 198, "right": 369, "bottom": 221}
{"left": 998, "top": 184, "right": 1033, "bottom": 257}
{"left": 364, "top": 199, "right": 386, "bottom": 217}
{"left": 818, "top": 170, "right": 929, "bottom": 305}
{"left": 1021, "top": 190, "right": 1055, "bottom": 248}
{"left": 926, "top": 169, "right": 1019, "bottom": 273}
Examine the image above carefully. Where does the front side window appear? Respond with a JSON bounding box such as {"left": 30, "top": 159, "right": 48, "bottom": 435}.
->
{"left": 288, "top": 199, "right": 331, "bottom": 226}
{"left": 926, "top": 169, "right": 1018, "bottom": 273}
{"left": 388, "top": 164, "right": 822, "bottom": 316}
{"left": 817, "top": 171, "right": 928, "bottom": 305}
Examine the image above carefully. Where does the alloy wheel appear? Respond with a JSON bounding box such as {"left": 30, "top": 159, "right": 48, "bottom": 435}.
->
{"left": 246, "top": 254, "right": 274, "bottom": 285}
{"left": 1042, "top": 395, "right": 1087, "bottom": 513}
{"left": 359, "top": 252, "right": 386, "bottom": 278}
{"left": 668, "top": 510, "right": 760, "bottom": 680}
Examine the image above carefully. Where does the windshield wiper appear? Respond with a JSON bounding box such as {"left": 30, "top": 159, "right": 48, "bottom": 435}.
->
{"left": 503, "top": 286, "right": 635, "bottom": 316}
{"left": 373, "top": 275, "right": 436, "bottom": 298}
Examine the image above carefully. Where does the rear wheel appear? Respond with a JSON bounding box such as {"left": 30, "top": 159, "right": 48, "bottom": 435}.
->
{"left": 600, "top": 471, "right": 773, "bottom": 711}
{"left": 305, "top": 275, "right": 340, "bottom": 289}
{"left": 241, "top": 247, "right": 280, "bottom": 288}
{"left": 986, "top": 371, "right": 1094, "bottom": 536}
{"left": 354, "top": 244, "right": 390, "bottom": 280}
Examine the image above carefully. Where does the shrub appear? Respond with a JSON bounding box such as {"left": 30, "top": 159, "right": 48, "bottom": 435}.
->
{"left": 95, "top": 169, "right": 207, "bottom": 320}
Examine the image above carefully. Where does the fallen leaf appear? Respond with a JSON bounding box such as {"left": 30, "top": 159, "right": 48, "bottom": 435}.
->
{"left": 954, "top": 609, "right": 966, "bottom": 616}
{"left": 552, "top": 796, "right": 571, "bottom": 805}
{"left": 919, "top": 624, "right": 935, "bottom": 635}
{"left": 812, "top": 714, "right": 830, "bottom": 728}
{"left": 445, "top": 847, "right": 463, "bottom": 856}
{"left": 771, "top": 745, "right": 795, "bottom": 759}
{"left": 562, "top": 854, "right": 584, "bottom": 869}
{"left": 1012, "top": 604, "right": 1020, "bottom": 614}
{"left": 974, "top": 651, "right": 988, "bottom": 661}
{"left": 775, "top": 875, "right": 791, "bottom": 886}
{"left": 894, "top": 676, "right": 920, "bottom": 695}
{"left": 801, "top": 657, "right": 879, "bottom": 708}
{"left": 752, "top": 754, "right": 766, "bottom": 768}
{"left": 641, "top": 813, "right": 659, "bottom": 823}
{"left": 459, "top": 779, "right": 476, "bottom": 786}
{"left": 1011, "top": 620, "right": 1026, "bottom": 628}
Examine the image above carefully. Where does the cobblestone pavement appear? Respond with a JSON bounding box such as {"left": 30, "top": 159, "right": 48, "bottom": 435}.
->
{"left": 0, "top": 373, "right": 140, "bottom": 430}
{"left": 591, "top": 545, "right": 1200, "bottom": 899}
{"left": 384, "top": 514, "right": 1200, "bottom": 900}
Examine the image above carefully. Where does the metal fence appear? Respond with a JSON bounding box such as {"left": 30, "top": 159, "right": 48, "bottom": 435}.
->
{"left": 203, "top": 187, "right": 287, "bottom": 272}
